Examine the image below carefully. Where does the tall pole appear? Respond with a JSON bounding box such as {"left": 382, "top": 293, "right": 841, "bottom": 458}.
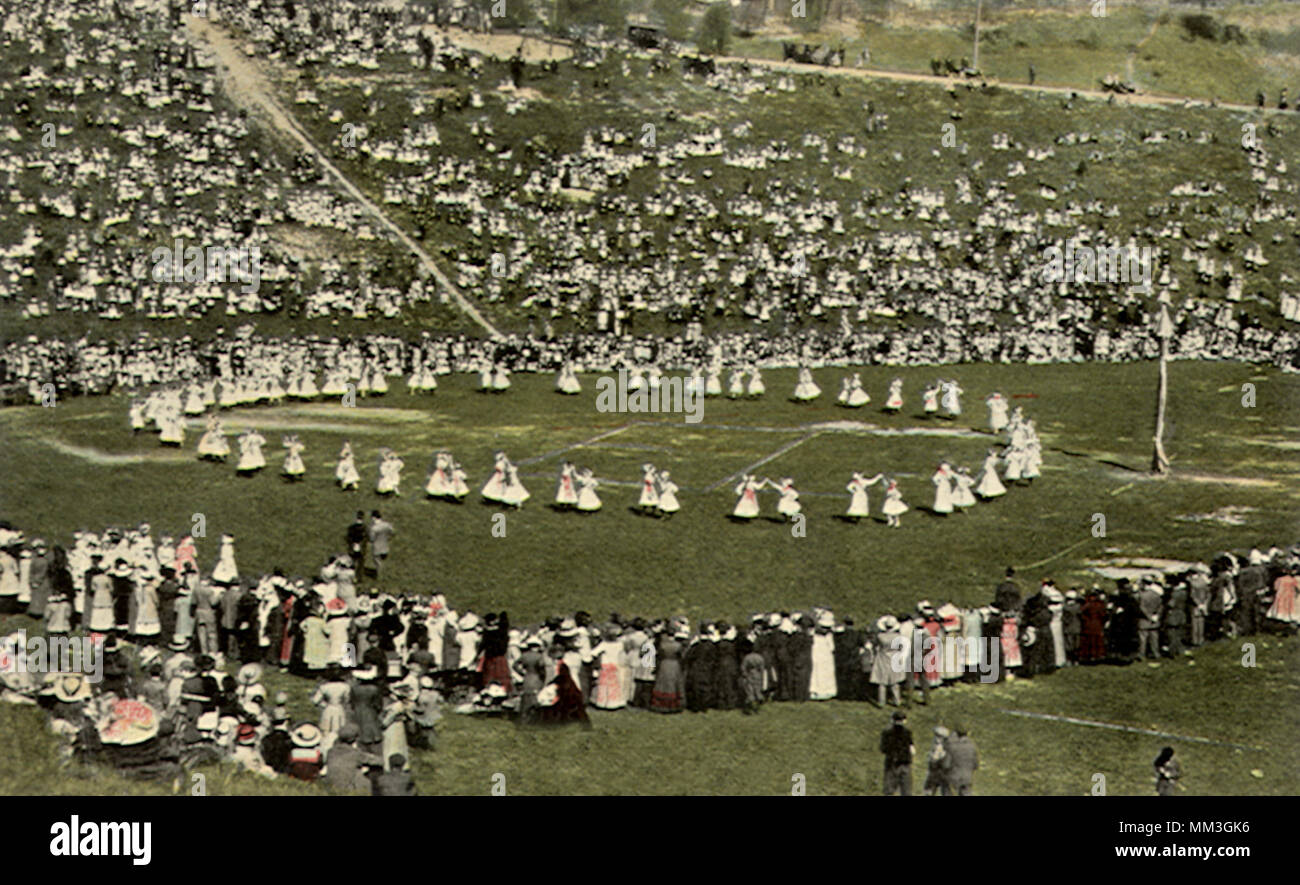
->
{"left": 973, "top": 0, "right": 982, "bottom": 72}
{"left": 1151, "top": 293, "right": 1173, "bottom": 474}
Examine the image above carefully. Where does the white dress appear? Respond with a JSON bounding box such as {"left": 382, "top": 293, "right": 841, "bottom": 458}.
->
{"left": 727, "top": 371, "right": 745, "bottom": 398}
{"left": 555, "top": 467, "right": 578, "bottom": 506}
{"left": 952, "top": 473, "right": 976, "bottom": 508}
{"left": 448, "top": 466, "right": 469, "bottom": 498}
{"left": 846, "top": 476, "right": 875, "bottom": 518}
{"left": 212, "top": 540, "right": 238, "bottom": 584}
{"left": 847, "top": 379, "right": 870, "bottom": 407}
{"left": 576, "top": 475, "right": 602, "bottom": 511}
{"left": 1004, "top": 448, "right": 1025, "bottom": 481}
{"left": 638, "top": 470, "right": 660, "bottom": 508}
{"left": 197, "top": 424, "right": 229, "bottom": 458}
{"left": 932, "top": 470, "right": 955, "bottom": 513}
{"left": 987, "top": 396, "right": 1009, "bottom": 433}
{"left": 656, "top": 479, "right": 680, "bottom": 513}
{"left": 705, "top": 371, "right": 723, "bottom": 396}
{"left": 776, "top": 485, "right": 801, "bottom": 517}
{"left": 481, "top": 460, "right": 508, "bottom": 501}
{"left": 941, "top": 384, "right": 962, "bottom": 415}
{"left": 732, "top": 480, "right": 761, "bottom": 518}
{"left": 502, "top": 468, "right": 529, "bottom": 506}
{"left": 747, "top": 370, "right": 765, "bottom": 396}
{"left": 882, "top": 485, "right": 908, "bottom": 516}
{"left": 336, "top": 449, "right": 360, "bottom": 488}
{"left": 809, "top": 632, "right": 838, "bottom": 700}
{"left": 923, "top": 388, "right": 940, "bottom": 413}
{"left": 283, "top": 443, "right": 306, "bottom": 476}
{"left": 237, "top": 434, "right": 266, "bottom": 471}
{"left": 975, "top": 454, "right": 1007, "bottom": 497}
{"left": 425, "top": 459, "right": 449, "bottom": 496}
{"left": 885, "top": 382, "right": 903, "bottom": 410}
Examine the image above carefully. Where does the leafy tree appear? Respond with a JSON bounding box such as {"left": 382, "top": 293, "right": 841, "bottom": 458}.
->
{"left": 697, "top": 2, "right": 731, "bottom": 55}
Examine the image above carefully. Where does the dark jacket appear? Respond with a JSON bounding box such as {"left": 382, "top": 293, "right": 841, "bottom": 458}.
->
{"left": 880, "top": 725, "right": 913, "bottom": 766}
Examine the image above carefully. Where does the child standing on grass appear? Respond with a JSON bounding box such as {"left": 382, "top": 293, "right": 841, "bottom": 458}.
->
{"left": 923, "top": 725, "right": 951, "bottom": 795}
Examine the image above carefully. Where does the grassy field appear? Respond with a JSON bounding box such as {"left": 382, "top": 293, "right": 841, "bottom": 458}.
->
{"left": 0, "top": 360, "right": 1297, "bottom": 795}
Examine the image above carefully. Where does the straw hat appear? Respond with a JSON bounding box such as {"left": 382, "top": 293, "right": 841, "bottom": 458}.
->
{"left": 290, "top": 723, "right": 322, "bottom": 748}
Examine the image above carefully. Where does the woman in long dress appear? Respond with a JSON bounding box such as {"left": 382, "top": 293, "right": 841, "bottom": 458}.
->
{"left": 727, "top": 369, "right": 745, "bottom": 399}
{"left": 477, "top": 363, "right": 493, "bottom": 392}
{"left": 847, "top": 373, "right": 870, "bottom": 407}
{"left": 940, "top": 380, "right": 963, "bottom": 417}
{"left": 808, "top": 612, "right": 838, "bottom": 700}
{"left": 705, "top": 367, "right": 723, "bottom": 397}
{"left": 638, "top": 463, "right": 660, "bottom": 515}
{"left": 746, "top": 366, "right": 765, "bottom": 397}
{"left": 575, "top": 468, "right": 602, "bottom": 512}
{"left": 447, "top": 459, "right": 470, "bottom": 500}
{"left": 922, "top": 383, "right": 940, "bottom": 416}
{"left": 491, "top": 364, "right": 510, "bottom": 392}
{"left": 772, "top": 477, "right": 801, "bottom": 520}
{"left": 312, "top": 664, "right": 351, "bottom": 756}
{"left": 975, "top": 449, "right": 1007, "bottom": 498}
{"left": 502, "top": 464, "right": 529, "bottom": 509}
{"left": 731, "top": 475, "right": 762, "bottom": 519}
{"left": 197, "top": 415, "right": 229, "bottom": 461}
{"left": 931, "top": 463, "right": 955, "bottom": 515}
{"left": 554, "top": 461, "right": 579, "bottom": 509}
{"left": 791, "top": 367, "right": 821, "bottom": 401}
{"left": 836, "top": 377, "right": 851, "bottom": 406}
{"left": 425, "top": 452, "right": 449, "bottom": 498}
{"left": 481, "top": 452, "right": 508, "bottom": 502}
{"left": 656, "top": 470, "right": 680, "bottom": 516}
{"left": 282, "top": 435, "right": 306, "bottom": 481}
{"left": 235, "top": 430, "right": 266, "bottom": 475}
{"left": 650, "top": 631, "right": 687, "bottom": 713}
{"left": 952, "top": 466, "right": 977, "bottom": 509}
{"left": 881, "top": 479, "right": 908, "bottom": 528}
{"left": 845, "top": 471, "right": 881, "bottom": 520}
{"left": 884, "top": 377, "right": 904, "bottom": 412}
{"left": 1266, "top": 561, "right": 1299, "bottom": 625}
{"left": 336, "top": 442, "right": 360, "bottom": 490}
{"left": 590, "top": 626, "right": 628, "bottom": 709}
{"left": 986, "top": 392, "right": 1009, "bottom": 433}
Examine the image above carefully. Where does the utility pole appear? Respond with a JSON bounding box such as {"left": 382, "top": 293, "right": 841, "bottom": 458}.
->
{"left": 973, "top": 0, "right": 982, "bottom": 72}
{"left": 1151, "top": 291, "right": 1173, "bottom": 474}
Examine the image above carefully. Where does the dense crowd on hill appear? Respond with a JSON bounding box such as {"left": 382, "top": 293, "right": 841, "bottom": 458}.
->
{"left": 3, "top": 0, "right": 1298, "bottom": 403}
{"left": 0, "top": 516, "right": 1296, "bottom": 792}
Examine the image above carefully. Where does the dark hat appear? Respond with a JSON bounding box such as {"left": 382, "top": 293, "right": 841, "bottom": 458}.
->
{"left": 891, "top": 711, "right": 907, "bottom": 722}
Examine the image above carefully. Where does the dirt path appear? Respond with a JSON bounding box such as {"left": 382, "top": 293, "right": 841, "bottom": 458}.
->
{"left": 182, "top": 15, "right": 503, "bottom": 340}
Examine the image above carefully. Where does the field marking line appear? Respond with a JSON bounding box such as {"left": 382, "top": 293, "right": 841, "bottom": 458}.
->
{"left": 1014, "top": 538, "right": 1094, "bottom": 571}
{"left": 704, "top": 430, "right": 825, "bottom": 493}
{"left": 1109, "top": 481, "right": 1136, "bottom": 496}
{"left": 518, "top": 423, "right": 635, "bottom": 466}
{"left": 998, "top": 709, "right": 1263, "bottom": 751}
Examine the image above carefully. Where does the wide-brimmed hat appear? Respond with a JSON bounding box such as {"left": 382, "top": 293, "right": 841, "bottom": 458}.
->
{"left": 236, "top": 663, "right": 263, "bottom": 686}
{"left": 459, "top": 612, "right": 480, "bottom": 631}
{"left": 290, "top": 723, "right": 322, "bottom": 748}
{"left": 53, "top": 674, "right": 92, "bottom": 703}
{"left": 877, "top": 615, "right": 900, "bottom": 632}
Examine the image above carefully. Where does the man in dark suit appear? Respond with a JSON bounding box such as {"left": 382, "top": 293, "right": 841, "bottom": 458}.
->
{"left": 373, "top": 754, "right": 417, "bottom": 796}
{"left": 1136, "top": 576, "right": 1164, "bottom": 660}
{"left": 346, "top": 512, "right": 367, "bottom": 570}
{"left": 942, "top": 725, "right": 980, "bottom": 795}
{"left": 1163, "top": 581, "right": 1189, "bottom": 657}
{"left": 994, "top": 567, "right": 1021, "bottom": 615}
{"left": 1188, "top": 564, "right": 1211, "bottom": 646}
{"left": 880, "top": 711, "right": 914, "bottom": 796}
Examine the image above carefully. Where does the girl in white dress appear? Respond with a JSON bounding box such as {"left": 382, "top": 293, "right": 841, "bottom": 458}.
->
{"left": 336, "top": 442, "right": 360, "bottom": 491}
{"left": 705, "top": 367, "right": 723, "bottom": 397}
{"left": 369, "top": 366, "right": 389, "bottom": 396}
{"left": 425, "top": 452, "right": 450, "bottom": 498}
{"left": 656, "top": 470, "right": 681, "bottom": 516}
{"left": 481, "top": 452, "right": 508, "bottom": 501}
{"left": 638, "top": 463, "right": 660, "bottom": 515}
{"left": 300, "top": 371, "right": 320, "bottom": 399}
{"left": 377, "top": 451, "right": 404, "bottom": 496}
{"left": 212, "top": 534, "right": 239, "bottom": 584}
{"left": 922, "top": 383, "right": 941, "bottom": 416}
{"left": 447, "top": 459, "right": 470, "bottom": 500}
{"left": 884, "top": 378, "right": 904, "bottom": 412}
{"left": 932, "top": 463, "right": 955, "bottom": 514}
{"left": 555, "top": 363, "right": 581, "bottom": 395}
{"left": 129, "top": 398, "right": 146, "bottom": 433}
{"left": 809, "top": 611, "right": 838, "bottom": 700}
{"left": 1023, "top": 438, "right": 1042, "bottom": 482}
{"left": 727, "top": 369, "right": 745, "bottom": 399}
{"left": 418, "top": 364, "right": 438, "bottom": 392}
{"left": 183, "top": 384, "right": 205, "bottom": 415}
{"left": 881, "top": 479, "right": 908, "bottom": 528}
{"left": 502, "top": 464, "right": 529, "bottom": 508}
{"left": 952, "top": 466, "right": 977, "bottom": 509}
{"left": 282, "top": 435, "right": 306, "bottom": 481}
{"left": 159, "top": 409, "right": 185, "bottom": 446}
{"left": 491, "top": 364, "right": 510, "bottom": 392}
{"left": 940, "top": 380, "right": 963, "bottom": 417}
{"left": 791, "top": 367, "right": 821, "bottom": 401}
{"left": 845, "top": 471, "right": 882, "bottom": 520}
{"left": 478, "top": 363, "right": 493, "bottom": 392}
{"left": 555, "top": 461, "right": 579, "bottom": 509}
{"left": 746, "top": 367, "right": 765, "bottom": 397}
{"left": 771, "top": 477, "right": 801, "bottom": 520}
{"left": 732, "top": 475, "right": 762, "bottom": 519}
{"left": 847, "top": 373, "right": 870, "bottom": 407}
{"left": 576, "top": 468, "right": 602, "bottom": 512}
{"left": 986, "top": 392, "right": 1009, "bottom": 433}
{"left": 1003, "top": 445, "right": 1026, "bottom": 483}
{"left": 236, "top": 430, "right": 267, "bottom": 475}
{"left": 197, "top": 415, "right": 230, "bottom": 461}
{"left": 975, "top": 449, "right": 1007, "bottom": 498}
{"left": 836, "top": 377, "right": 851, "bottom": 406}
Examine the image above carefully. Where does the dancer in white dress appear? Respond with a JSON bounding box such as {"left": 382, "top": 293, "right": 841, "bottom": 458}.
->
{"left": 847, "top": 373, "right": 870, "bottom": 407}
{"left": 952, "top": 466, "right": 977, "bottom": 509}
{"left": 447, "top": 459, "right": 470, "bottom": 500}
{"left": 336, "top": 442, "right": 360, "bottom": 491}
{"left": 791, "top": 367, "right": 821, "bottom": 401}
{"left": 491, "top": 364, "right": 511, "bottom": 392}
{"left": 974, "top": 448, "right": 1007, "bottom": 498}
{"left": 731, "top": 475, "right": 762, "bottom": 519}
{"left": 555, "top": 362, "right": 582, "bottom": 395}
{"left": 884, "top": 378, "right": 904, "bottom": 412}
{"left": 940, "top": 380, "right": 964, "bottom": 417}
{"left": 554, "top": 461, "right": 579, "bottom": 509}
{"left": 705, "top": 367, "right": 723, "bottom": 397}
{"left": 159, "top": 408, "right": 185, "bottom": 446}
{"left": 477, "top": 362, "right": 493, "bottom": 392}
{"left": 881, "top": 479, "right": 908, "bottom": 528}
{"left": 922, "top": 383, "right": 941, "bottom": 416}
{"left": 931, "top": 463, "right": 955, "bottom": 514}
{"left": 129, "top": 398, "right": 146, "bottom": 433}
{"left": 809, "top": 611, "right": 838, "bottom": 700}
{"left": 638, "top": 463, "right": 660, "bottom": 515}
{"left": 845, "top": 471, "right": 883, "bottom": 521}
{"left": 197, "top": 415, "right": 230, "bottom": 461}
{"left": 986, "top": 393, "right": 1010, "bottom": 434}
{"left": 575, "top": 468, "right": 602, "bottom": 512}
{"left": 502, "top": 463, "right": 529, "bottom": 508}
{"left": 377, "top": 451, "right": 404, "bottom": 496}
{"left": 727, "top": 369, "right": 745, "bottom": 399}
{"left": 656, "top": 470, "right": 681, "bottom": 517}
{"left": 425, "top": 452, "right": 449, "bottom": 498}
{"left": 236, "top": 430, "right": 267, "bottom": 475}
{"left": 481, "top": 452, "right": 508, "bottom": 502}
{"left": 746, "top": 367, "right": 765, "bottom": 397}
{"left": 836, "top": 377, "right": 851, "bottom": 406}
{"left": 212, "top": 533, "right": 239, "bottom": 585}
{"left": 282, "top": 435, "right": 306, "bottom": 481}
{"left": 770, "top": 477, "right": 802, "bottom": 520}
